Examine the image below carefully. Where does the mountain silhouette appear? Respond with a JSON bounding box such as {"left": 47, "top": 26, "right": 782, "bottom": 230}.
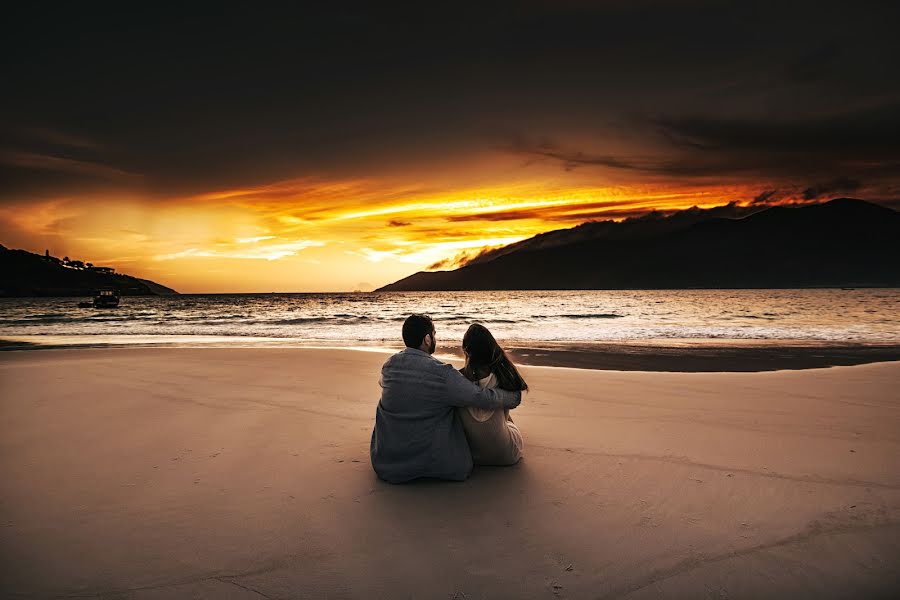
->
{"left": 378, "top": 199, "right": 900, "bottom": 291}
{"left": 0, "top": 245, "right": 178, "bottom": 297}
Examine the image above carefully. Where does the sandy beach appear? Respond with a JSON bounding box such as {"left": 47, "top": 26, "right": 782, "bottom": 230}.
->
{"left": 1, "top": 347, "right": 898, "bottom": 599}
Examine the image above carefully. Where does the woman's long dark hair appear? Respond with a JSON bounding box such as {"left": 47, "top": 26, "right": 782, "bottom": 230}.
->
{"left": 461, "top": 323, "right": 528, "bottom": 392}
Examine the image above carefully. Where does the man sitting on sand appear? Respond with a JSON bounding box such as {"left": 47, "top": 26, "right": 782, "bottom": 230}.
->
{"left": 370, "top": 314, "right": 522, "bottom": 483}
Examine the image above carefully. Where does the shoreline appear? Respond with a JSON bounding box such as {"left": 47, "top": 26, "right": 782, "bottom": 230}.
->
{"left": 2, "top": 336, "right": 899, "bottom": 372}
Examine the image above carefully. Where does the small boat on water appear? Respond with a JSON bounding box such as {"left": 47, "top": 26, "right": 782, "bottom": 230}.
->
{"left": 92, "top": 288, "right": 120, "bottom": 308}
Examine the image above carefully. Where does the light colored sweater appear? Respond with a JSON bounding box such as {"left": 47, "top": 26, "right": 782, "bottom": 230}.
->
{"left": 458, "top": 373, "right": 524, "bottom": 466}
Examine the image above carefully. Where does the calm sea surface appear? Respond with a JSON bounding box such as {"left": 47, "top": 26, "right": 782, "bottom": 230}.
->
{"left": 1, "top": 290, "right": 898, "bottom": 350}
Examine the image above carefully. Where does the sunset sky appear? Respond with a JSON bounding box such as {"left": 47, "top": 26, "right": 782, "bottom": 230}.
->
{"left": 3, "top": 3, "right": 899, "bottom": 292}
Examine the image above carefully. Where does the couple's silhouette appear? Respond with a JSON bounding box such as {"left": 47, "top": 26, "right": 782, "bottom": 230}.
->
{"left": 370, "top": 314, "right": 527, "bottom": 483}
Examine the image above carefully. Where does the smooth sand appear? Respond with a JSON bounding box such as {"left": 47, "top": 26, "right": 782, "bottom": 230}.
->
{"left": 1, "top": 348, "right": 898, "bottom": 599}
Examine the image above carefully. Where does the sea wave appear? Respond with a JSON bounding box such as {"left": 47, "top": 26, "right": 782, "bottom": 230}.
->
{"left": 534, "top": 313, "right": 625, "bottom": 319}
{"left": 268, "top": 317, "right": 331, "bottom": 324}
{"left": 2, "top": 316, "right": 72, "bottom": 325}
{"left": 273, "top": 315, "right": 372, "bottom": 325}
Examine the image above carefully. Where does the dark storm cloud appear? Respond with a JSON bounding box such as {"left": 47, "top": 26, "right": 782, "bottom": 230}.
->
{"left": 753, "top": 190, "right": 779, "bottom": 204}
{"left": 785, "top": 43, "right": 844, "bottom": 84}
{"left": 802, "top": 177, "right": 863, "bottom": 200}
{"left": 653, "top": 107, "right": 900, "bottom": 160}
{"left": 387, "top": 220, "right": 411, "bottom": 227}
{"left": 497, "top": 133, "right": 646, "bottom": 172}
{"left": 506, "top": 103, "right": 900, "bottom": 182}
{"left": 0, "top": 125, "right": 137, "bottom": 199}
{"left": 652, "top": 108, "right": 900, "bottom": 182}
{"left": 3, "top": 1, "right": 900, "bottom": 201}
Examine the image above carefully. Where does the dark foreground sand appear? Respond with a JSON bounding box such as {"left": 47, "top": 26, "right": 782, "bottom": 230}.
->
{"left": 1, "top": 348, "right": 898, "bottom": 599}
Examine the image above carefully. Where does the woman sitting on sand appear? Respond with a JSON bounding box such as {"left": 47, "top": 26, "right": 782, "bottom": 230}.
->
{"left": 457, "top": 323, "right": 526, "bottom": 465}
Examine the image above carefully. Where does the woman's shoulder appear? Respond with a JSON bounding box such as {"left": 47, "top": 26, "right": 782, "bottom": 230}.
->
{"left": 478, "top": 372, "right": 499, "bottom": 389}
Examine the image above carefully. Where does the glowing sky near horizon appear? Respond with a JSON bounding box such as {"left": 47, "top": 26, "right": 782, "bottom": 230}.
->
{"left": 0, "top": 169, "right": 761, "bottom": 291}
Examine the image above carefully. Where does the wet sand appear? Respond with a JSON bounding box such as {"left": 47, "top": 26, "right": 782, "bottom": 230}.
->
{"left": 501, "top": 342, "right": 900, "bottom": 372}
{"left": 1, "top": 348, "right": 898, "bottom": 598}
{"left": 4, "top": 337, "right": 900, "bottom": 373}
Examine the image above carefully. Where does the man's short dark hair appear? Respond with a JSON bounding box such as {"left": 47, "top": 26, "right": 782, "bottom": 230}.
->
{"left": 402, "top": 314, "right": 433, "bottom": 348}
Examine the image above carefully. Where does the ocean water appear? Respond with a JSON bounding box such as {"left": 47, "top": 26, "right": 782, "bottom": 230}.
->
{"left": 1, "top": 290, "right": 898, "bottom": 350}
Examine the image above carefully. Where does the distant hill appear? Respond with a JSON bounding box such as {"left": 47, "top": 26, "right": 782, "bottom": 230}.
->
{"left": 378, "top": 199, "right": 900, "bottom": 291}
{"left": 0, "top": 245, "right": 178, "bottom": 297}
